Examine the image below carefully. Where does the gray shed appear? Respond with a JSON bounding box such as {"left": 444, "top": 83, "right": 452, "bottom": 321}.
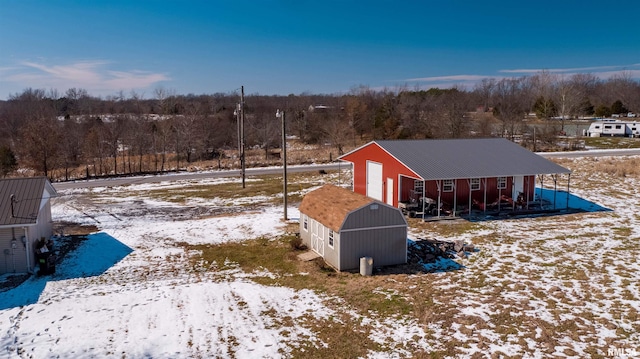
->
{"left": 1, "top": 177, "right": 57, "bottom": 274}
{"left": 299, "top": 184, "right": 407, "bottom": 271}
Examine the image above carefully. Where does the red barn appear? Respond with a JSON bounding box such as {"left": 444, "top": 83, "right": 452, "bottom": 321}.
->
{"left": 338, "top": 138, "right": 571, "bottom": 218}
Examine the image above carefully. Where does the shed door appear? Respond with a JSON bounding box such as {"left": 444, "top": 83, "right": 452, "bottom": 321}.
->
{"left": 386, "top": 178, "right": 394, "bottom": 206}
{"left": 366, "top": 161, "right": 383, "bottom": 201}
{"left": 311, "top": 221, "right": 324, "bottom": 256}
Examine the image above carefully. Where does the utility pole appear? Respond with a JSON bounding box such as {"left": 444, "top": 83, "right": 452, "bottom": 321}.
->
{"left": 236, "top": 104, "right": 241, "bottom": 168}
{"left": 239, "top": 86, "right": 246, "bottom": 188}
{"left": 276, "top": 109, "right": 288, "bottom": 220}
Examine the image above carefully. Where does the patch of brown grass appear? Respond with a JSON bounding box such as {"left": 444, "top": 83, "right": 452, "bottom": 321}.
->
{"left": 553, "top": 156, "right": 640, "bottom": 178}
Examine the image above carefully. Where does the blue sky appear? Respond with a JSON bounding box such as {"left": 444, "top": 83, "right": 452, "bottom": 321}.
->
{"left": 1, "top": 0, "right": 639, "bottom": 99}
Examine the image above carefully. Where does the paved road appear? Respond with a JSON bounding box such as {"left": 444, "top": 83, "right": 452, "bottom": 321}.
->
{"left": 52, "top": 148, "right": 640, "bottom": 191}
{"left": 52, "top": 162, "right": 352, "bottom": 190}
{"left": 538, "top": 148, "right": 640, "bottom": 158}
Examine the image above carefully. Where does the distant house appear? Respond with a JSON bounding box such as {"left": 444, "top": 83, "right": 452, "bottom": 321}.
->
{"left": 338, "top": 138, "right": 572, "bottom": 218}
{"left": 0, "top": 177, "right": 57, "bottom": 274}
{"left": 298, "top": 184, "right": 407, "bottom": 271}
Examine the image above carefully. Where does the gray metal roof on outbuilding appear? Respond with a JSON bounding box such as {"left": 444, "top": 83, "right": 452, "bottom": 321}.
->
{"left": 374, "top": 138, "right": 571, "bottom": 180}
{"left": 0, "top": 177, "right": 56, "bottom": 226}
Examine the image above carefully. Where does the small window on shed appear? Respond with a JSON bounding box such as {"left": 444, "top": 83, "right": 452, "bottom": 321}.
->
{"left": 443, "top": 179, "right": 454, "bottom": 192}
{"left": 370, "top": 204, "right": 379, "bottom": 210}
{"left": 470, "top": 178, "right": 480, "bottom": 191}
{"left": 414, "top": 180, "right": 424, "bottom": 193}
{"left": 328, "top": 230, "right": 334, "bottom": 248}
{"left": 303, "top": 215, "right": 308, "bottom": 231}
{"left": 497, "top": 177, "right": 507, "bottom": 189}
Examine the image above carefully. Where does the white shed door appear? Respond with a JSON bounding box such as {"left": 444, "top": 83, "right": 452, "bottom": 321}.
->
{"left": 311, "top": 220, "right": 324, "bottom": 256}
{"left": 386, "top": 177, "right": 394, "bottom": 206}
{"left": 366, "top": 161, "right": 383, "bottom": 201}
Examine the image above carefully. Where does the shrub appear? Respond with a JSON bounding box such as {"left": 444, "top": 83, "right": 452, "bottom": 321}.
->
{"left": 289, "top": 234, "right": 306, "bottom": 251}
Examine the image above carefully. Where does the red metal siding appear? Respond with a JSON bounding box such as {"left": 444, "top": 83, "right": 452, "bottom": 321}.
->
{"left": 340, "top": 143, "right": 420, "bottom": 207}
{"left": 342, "top": 143, "right": 538, "bottom": 210}
{"left": 424, "top": 176, "right": 534, "bottom": 204}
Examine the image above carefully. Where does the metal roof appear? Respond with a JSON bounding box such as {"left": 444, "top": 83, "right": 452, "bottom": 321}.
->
{"left": 0, "top": 177, "right": 56, "bottom": 226}
{"left": 372, "top": 138, "right": 571, "bottom": 180}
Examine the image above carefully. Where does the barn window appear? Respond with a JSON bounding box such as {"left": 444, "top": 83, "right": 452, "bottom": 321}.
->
{"left": 443, "top": 179, "right": 454, "bottom": 192}
{"left": 414, "top": 180, "right": 424, "bottom": 193}
{"left": 470, "top": 178, "right": 480, "bottom": 191}
{"left": 303, "top": 215, "right": 308, "bottom": 231}
{"left": 328, "top": 230, "right": 334, "bottom": 248}
{"left": 497, "top": 177, "right": 507, "bottom": 189}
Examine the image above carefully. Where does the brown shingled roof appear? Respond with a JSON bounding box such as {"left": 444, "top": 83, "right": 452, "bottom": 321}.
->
{"left": 299, "top": 184, "right": 375, "bottom": 232}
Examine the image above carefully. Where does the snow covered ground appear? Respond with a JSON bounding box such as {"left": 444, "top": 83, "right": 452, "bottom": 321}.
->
{"left": 2, "top": 157, "right": 640, "bottom": 358}
{"left": 1, "top": 175, "right": 432, "bottom": 358}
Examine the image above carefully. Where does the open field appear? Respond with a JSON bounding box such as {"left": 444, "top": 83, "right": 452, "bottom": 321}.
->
{"left": 1, "top": 156, "right": 640, "bottom": 358}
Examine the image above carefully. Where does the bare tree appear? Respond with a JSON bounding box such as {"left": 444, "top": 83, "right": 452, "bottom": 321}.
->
{"left": 608, "top": 72, "right": 640, "bottom": 114}
{"left": 322, "top": 113, "right": 353, "bottom": 156}
{"left": 441, "top": 87, "right": 472, "bottom": 138}
{"left": 18, "top": 117, "right": 62, "bottom": 177}
{"left": 83, "top": 118, "right": 107, "bottom": 176}
{"left": 60, "top": 117, "right": 83, "bottom": 180}
{"left": 553, "top": 75, "right": 588, "bottom": 132}
{"left": 472, "top": 78, "right": 497, "bottom": 112}
{"left": 492, "top": 78, "right": 530, "bottom": 139}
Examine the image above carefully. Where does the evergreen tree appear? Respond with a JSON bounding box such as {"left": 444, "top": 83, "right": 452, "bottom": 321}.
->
{"left": 0, "top": 146, "right": 17, "bottom": 177}
{"left": 610, "top": 100, "right": 628, "bottom": 115}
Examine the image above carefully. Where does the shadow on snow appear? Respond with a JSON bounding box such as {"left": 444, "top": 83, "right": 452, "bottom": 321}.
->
{"left": 0, "top": 232, "right": 132, "bottom": 310}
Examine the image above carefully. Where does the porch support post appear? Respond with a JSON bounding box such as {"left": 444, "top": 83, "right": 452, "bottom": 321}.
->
{"left": 552, "top": 174, "right": 558, "bottom": 209}
{"left": 436, "top": 180, "right": 442, "bottom": 218}
{"left": 422, "top": 179, "right": 426, "bottom": 221}
{"left": 526, "top": 176, "right": 531, "bottom": 210}
{"left": 467, "top": 179, "right": 472, "bottom": 218}
{"left": 498, "top": 179, "right": 502, "bottom": 212}
{"left": 566, "top": 174, "right": 571, "bottom": 210}
{"left": 453, "top": 179, "right": 457, "bottom": 217}
{"left": 483, "top": 178, "right": 487, "bottom": 214}
{"left": 539, "top": 175, "right": 544, "bottom": 208}
{"left": 512, "top": 176, "right": 515, "bottom": 211}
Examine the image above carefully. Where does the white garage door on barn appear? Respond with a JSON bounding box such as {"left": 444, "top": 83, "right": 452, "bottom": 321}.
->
{"left": 366, "top": 161, "right": 383, "bottom": 201}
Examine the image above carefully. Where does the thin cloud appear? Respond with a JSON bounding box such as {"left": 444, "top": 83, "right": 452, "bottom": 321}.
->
{"left": 584, "top": 69, "right": 640, "bottom": 80}
{"left": 500, "top": 64, "right": 640, "bottom": 74}
{"left": 398, "top": 74, "right": 507, "bottom": 91}
{"left": 404, "top": 74, "right": 488, "bottom": 82}
{"left": 401, "top": 63, "right": 640, "bottom": 91}
{"left": 105, "top": 70, "right": 170, "bottom": 89}
{"left": 3, "top": 60, "right": 170, "bottom": 95}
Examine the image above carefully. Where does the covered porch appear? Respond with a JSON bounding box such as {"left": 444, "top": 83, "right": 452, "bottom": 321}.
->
{"left": 397, "top": 172, "right": 572, "bottom": 221}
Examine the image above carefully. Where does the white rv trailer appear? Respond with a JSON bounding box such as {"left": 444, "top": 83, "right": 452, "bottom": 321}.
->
{"left": 586, "top": 120, "right": 640, "bottom": 137}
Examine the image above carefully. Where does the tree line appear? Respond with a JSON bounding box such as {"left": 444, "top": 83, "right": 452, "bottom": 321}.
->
{"left": 0, "top": 71, "right": 639, "bottom": 180}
